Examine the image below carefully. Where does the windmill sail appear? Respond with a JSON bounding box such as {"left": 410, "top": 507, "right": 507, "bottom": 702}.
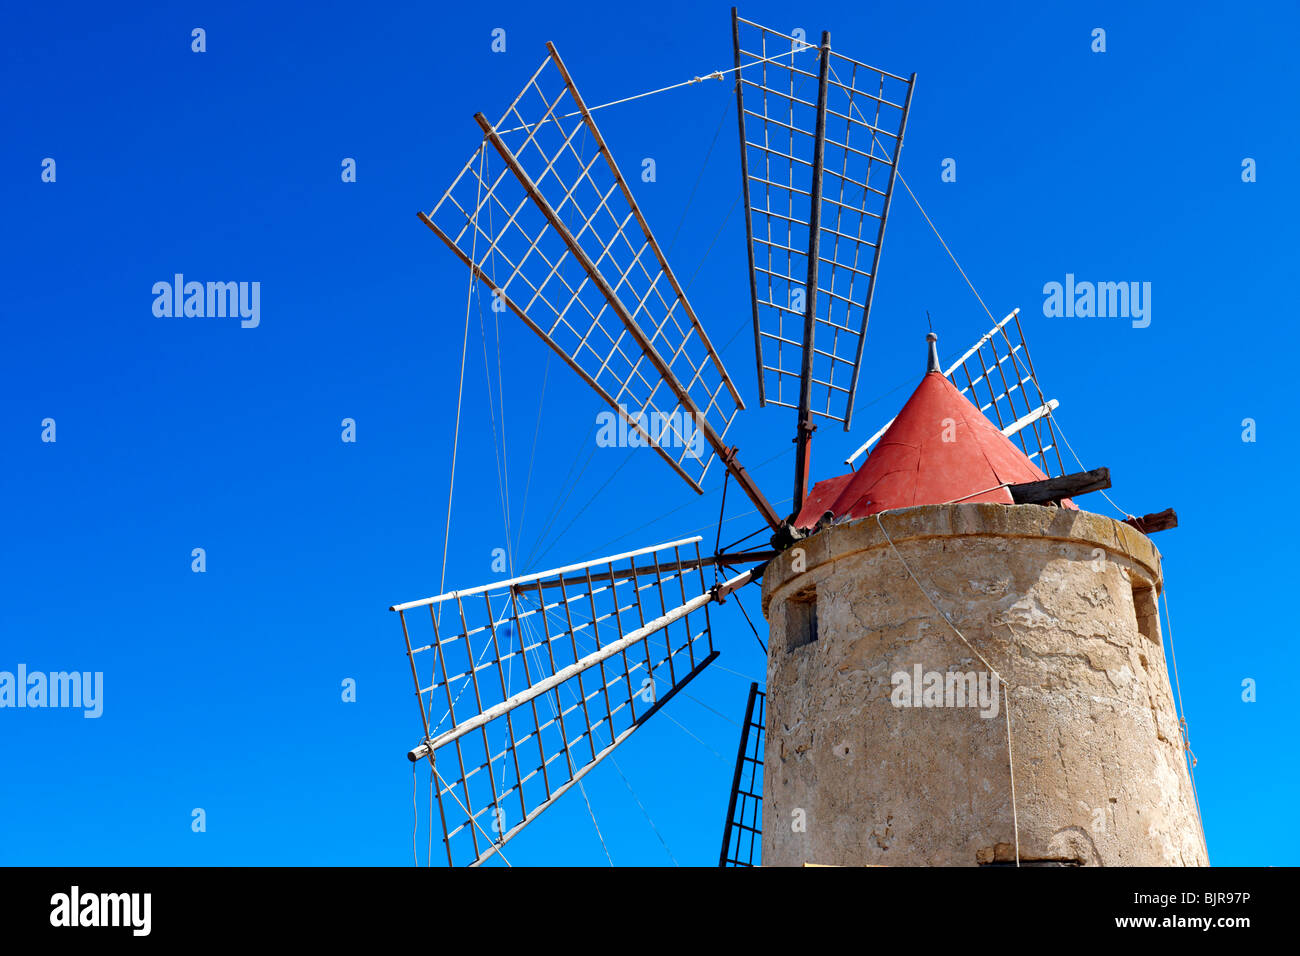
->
{"left": 719, "top": 681, "right": 765, "bottom": 867}
{"left": 732, "top": 11, "right": 915, "bottom": 432}
{"left": 393, "top": 536, "right": 756, "bottom": 867}
{"left": 420, "top": 44, "right": 781, "bottom": 530}
{"left": 845, "top": 308, "right": 1065, "bottom": 476}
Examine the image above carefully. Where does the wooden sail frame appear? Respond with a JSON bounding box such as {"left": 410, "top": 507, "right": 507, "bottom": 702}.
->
{"left": 393, "top": 536, "right": 756, "bottom": 866}
{"left": 733, "top": 10, "right": 915, "bottom": 458}
{"left": 420, "top": 44, "right": 782, "bottom": 529}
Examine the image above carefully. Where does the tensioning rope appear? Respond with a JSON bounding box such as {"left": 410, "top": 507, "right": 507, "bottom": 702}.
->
{"left": 667, "top": 92, "right": 735, "bottom": 258}
{"left": 474, "top": 153, "right": 524, "bottom": 800}
{"left": 433, "top": 761, "right": 513, "bottom": 867}
{"left": 494, "top": 45, "right": 820, "bottom": 135}
{"left": 535, "top": 605, "right": 683, "bottom": 866}
{"left": 513, "top": 354, "right": 551, "bottom": 556}
{"left": 712, "top": 470, "right": 731, "bottom": 590}
{"left": 516, "top": 606, "right": 617, "bottom": 866}
{"left": 608, "top": 755, "right": 680, "bottom": 866}
{"left": 415, "top": 142, "right": 487, "bottom": 868}
{"left": 435, "top": 142, "right": 487, "bottom": 631}
{"left": 727, "top": 579, "right": 768, "bottom": 655}
{"left": 826, "top": 61, "right": 1135, "bottom": 524}
{"left": 578, "top": 774, "right": 615, "bottom": 867}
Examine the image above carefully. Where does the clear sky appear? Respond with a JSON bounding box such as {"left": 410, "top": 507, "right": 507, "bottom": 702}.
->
{"left": 2, "top": 0, "right": 1296, "bottom": 866}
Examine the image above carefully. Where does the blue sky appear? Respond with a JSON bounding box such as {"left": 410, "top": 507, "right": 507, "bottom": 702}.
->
{"left": 1, "top": 0, "right": 1295, "bottom": 866}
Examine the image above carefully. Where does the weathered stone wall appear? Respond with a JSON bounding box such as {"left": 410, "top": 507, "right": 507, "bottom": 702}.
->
{"left": 760, "top": 503, "right": 1207, "bottom": 867}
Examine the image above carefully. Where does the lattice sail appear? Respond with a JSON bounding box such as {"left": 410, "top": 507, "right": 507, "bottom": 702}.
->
{"left": 846, "top": 309, "right": 1066, "bottom": 476}
{"left": 733, "top": 12, "right": 915, "bottom": 429}
{"left": 420, "top": 44, "right": 745, "bottom": 495}
{"left": 719, "top": 682, "right": 765, "bottom": 868}
{"left": 393, "top": 536, "right": 752, "bottom": 867}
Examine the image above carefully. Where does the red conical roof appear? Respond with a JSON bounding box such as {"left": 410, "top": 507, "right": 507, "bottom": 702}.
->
{"left": 795, "top": 367, "right": 1069, "bottom": 528}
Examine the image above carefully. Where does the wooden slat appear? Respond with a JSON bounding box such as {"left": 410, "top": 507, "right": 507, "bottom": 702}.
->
{"left": 1123, "top": 508, "right": 1178, "bottom": 535}
{"left": 1008, "top": 467, "right": 1110, "bottom": 505}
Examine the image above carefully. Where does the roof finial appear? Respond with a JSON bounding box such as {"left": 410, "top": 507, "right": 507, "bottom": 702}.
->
{"left": 926, "top": 331, "right": 941, "bottom": 373}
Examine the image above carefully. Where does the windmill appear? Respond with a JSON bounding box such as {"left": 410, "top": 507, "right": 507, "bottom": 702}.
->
{"left": 396, "top": 10, "right": 1197, "bottom": 868}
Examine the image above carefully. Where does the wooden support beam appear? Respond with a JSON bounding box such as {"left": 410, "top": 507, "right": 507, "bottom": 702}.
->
{"left": 1123, "top": 508, "right": 1178, "bottom": 535}
{"left": 792, "top": 30, "right": 832, "bottom": 515}
{"left": 1008, "top": 467, "right": 1111, "bottom": 505}
{"left": 508, "top": 550, "right": 776, "bottom": 596}
{"left": 407, "top": 568, "right": 755, "bottom": 761}
{"left": 471, "top": 110, "right": 784, "bottom": 533}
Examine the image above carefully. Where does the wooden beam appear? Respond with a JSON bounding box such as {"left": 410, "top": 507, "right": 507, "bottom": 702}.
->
{"left": 1008, "top": 467, "right": 1111, "bottom": 505}
{"left": 1123, "top": 508, "right": 1178, "bottom": 535}
{"left": 407, "top": 569, "right": 755, "bottom": 761}
{"left": 792, "top": 30, "right": 832, "bottom": 515}
{"left": 472, "top": 110, "right": 784, "bottom": 533}
{"left": 508, "top": 550, "right": 776, "bottom": 596}
{"left": 547, "top": 43, "right": 743, "bottom": 411}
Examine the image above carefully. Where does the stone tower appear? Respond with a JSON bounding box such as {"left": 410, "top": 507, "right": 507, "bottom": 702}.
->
{"left": 759, "top": 337, "right": 1207, "bottom": 867}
